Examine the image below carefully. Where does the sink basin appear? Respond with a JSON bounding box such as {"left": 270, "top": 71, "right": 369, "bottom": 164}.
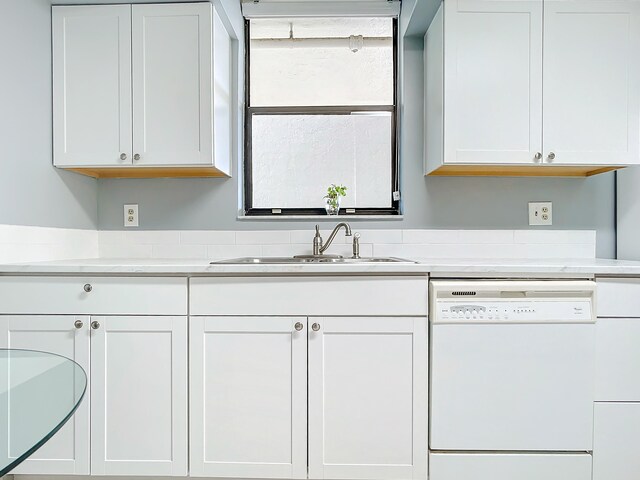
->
{"left": 211, "top": 256, "right": 416, "bottom": 265}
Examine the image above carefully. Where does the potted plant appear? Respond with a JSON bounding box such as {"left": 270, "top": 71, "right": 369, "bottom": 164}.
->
{"left": 324, "top": 184, "right": 347, "bottom": 215}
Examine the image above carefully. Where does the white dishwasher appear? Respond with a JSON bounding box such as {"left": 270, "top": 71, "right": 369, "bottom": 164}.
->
{"left": 429, "top": 280, "right": 596, "bottom": 480}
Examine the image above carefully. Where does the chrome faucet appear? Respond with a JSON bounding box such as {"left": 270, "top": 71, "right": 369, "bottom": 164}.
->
{"left": 313, "top": 223, "right": 352, "bottom": 256}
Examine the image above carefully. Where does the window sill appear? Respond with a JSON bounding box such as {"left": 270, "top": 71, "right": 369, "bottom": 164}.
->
{"left": 237, "top": 214, "right": 404, "bottom": 221}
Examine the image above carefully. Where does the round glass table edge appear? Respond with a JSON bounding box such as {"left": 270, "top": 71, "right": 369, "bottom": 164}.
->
{"left": 0, "top": 348, "right": 88, "bottom": 477}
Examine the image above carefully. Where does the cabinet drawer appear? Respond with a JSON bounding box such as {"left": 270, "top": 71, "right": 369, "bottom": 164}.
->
{"left": 190, "top": 276, "right": 429, "bottom": 316}
{"left": 597, "top": 278, "right": 640, "bottom": 317}
{"left": 595, "top": 318, "right": 640, "bottom": 401}
{"left": 0, "top": 277, "right": 187, "bottom": 315}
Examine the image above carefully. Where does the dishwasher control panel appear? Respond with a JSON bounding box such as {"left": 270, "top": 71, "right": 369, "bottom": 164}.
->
{"left": 436, "top": 300, "right": 593, "bottom": 323}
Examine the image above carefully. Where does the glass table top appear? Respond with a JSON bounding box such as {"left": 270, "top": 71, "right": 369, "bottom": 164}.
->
{"left": 1, "top": 349, "right": 87, "bottom": 476}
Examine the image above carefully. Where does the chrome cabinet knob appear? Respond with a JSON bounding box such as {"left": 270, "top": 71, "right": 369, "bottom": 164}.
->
{"left": 91, "top": 321, "right": 100, "bottom": 330}
{"left": 74, "top": 319, "right": 84, "bottom": 329}
{"left": 120, "top": 153, "right": 127, "bottom": 161}
{"left": 133, "top": 153, "right": 141, "bottom": 161}
{"left": 547, "top": 152, "right": 556, "bottom": 161}
{"left": 83, "top": 284, "right": 92, "bottom": 293}
{"left": 312, "top": 323, "right": 321, "bottom": 332}
{"left": 294, "top": 322, "right": 304, "bottom": 331}
{"left": 534, "top": 152, "right": 542, "bottom": 162}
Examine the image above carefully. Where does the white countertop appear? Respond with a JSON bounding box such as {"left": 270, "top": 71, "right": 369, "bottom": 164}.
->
{"left": 1, "top": 257, "right": 640, "bottom": 277}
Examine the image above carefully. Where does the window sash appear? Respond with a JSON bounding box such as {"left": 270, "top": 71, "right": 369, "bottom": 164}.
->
{"left": 243, "top": 18, "right": 400, "bottom": 216}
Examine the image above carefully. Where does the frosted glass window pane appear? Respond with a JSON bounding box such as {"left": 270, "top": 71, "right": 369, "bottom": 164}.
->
{"left": 250, "top": 18, "right": 394, "bottom": 106}
{"left": 251, "top": 114, "right": 393, "bottom": 209}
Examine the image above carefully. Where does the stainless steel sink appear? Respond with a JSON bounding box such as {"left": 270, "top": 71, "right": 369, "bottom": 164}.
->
{"left": 211, "top": 256, "right": 416, "bottom": 265}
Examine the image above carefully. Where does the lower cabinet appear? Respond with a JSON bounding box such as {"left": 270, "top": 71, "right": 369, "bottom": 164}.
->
{"left": 0, "top": 314, "right": 188, "bottom": 476}
{"left": 190, "top": 316, "right": 428, "bottom": 480}
{"left": 0, "top": 315, "right": 91, "bottom": 475}
{"left": 593, "top": 402, "right": 640, "bottom": 480}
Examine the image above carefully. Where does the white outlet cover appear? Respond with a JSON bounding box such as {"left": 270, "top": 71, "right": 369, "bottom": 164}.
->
{"left": 124, "top": 204, "right": 139, "bottom": 227}
{"left": 529, "top": 202, "right": 552, "bottom": 226}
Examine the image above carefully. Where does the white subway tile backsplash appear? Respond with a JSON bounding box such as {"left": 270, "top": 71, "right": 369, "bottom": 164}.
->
{"left": 0, "top": 225, "right": 98, "bottom": 263}
{"left": 94, "top": 229, "right": 597, "bottom": 261}
{"left": 236, "top": 230, "right": 291, "bottom": 245}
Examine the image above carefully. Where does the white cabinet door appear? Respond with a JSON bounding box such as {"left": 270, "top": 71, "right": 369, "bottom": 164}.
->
{"left": 595, "top": 318, "right": 640, "bottom": 401}
{"left": 543, "top": 0, "right": 640, "bottom": 165}
{"left": 90, "top": 316, "right": 187, "bottom": 476}
{"left": 443, "top": 0, "right": 543, "bottom": 165}
{"left": 190, "top": 316, "right": 307, "bottom": 479}
{"left": 308, "top": 317, "right": 427, "bottom": 480}
{"left": 593, "top": 402, "right": 640, "bottom": 480}
{"left": 52, "top": 6, "right": 132, "bottom": 167}
{"left": 132, "top": 3, "right": 213, "bottom": 166}
{"left": 0, "top": 315, "right": 90, "bottom": 475}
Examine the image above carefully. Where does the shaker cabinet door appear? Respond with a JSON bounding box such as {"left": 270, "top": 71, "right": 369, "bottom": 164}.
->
{"left": 131, "top": 3, "right": 213, "bottom": 166}
{"left": 190, "top": 316, "right": 308, "bottom": 479}
{"left": 90, "top": 316, "right": 188, "bottom": 476}
{"left": 0, "top": 315, "right": 90, "bottom": 475}
{"left": 52, "top": 6, "right": 132, "bottom": 167}
{"left": 443, "top": 0, "right": 543, "bottom": 165}
{"left": 308, "top": 317, "right": 428, "bottom": 480}
{"left": 543, "top": 0, "right": 640, "bottom": 165}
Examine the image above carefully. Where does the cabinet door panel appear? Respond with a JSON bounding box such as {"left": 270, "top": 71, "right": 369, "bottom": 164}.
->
{"left": 593, "top": 402, "right": 640, "bottom": 480}
{"left": 308, "top": 317, "right": 427, "bottom": 480}
{"left": 90, "top": 316, "right": 187, "bottom": 476}
{"left": 190, "top": 316, "right": 307, "bottom": 479}
{"left": 444, "top": 0, "right": 543, "bottom": 164}
{"left": 544, "top": 0, "right": 640, "bottom": 165}
{"left": 0, "top": 315, "right": 90, "bottom": 475}
{"left": 132, "top": 3, "right": 213, "bottom": 166}
{"left": 52, "top": 6, "right": 132, "bottom": 167}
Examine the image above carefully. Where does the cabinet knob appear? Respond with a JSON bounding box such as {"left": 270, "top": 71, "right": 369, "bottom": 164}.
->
{"left": 133, "top": 154, "right": 141, "bottom": 161}
{"left": 312, "top": 323, "right": 321, "bottom": 332}
{"left": 294, "top": 322, "right": 304, "bottom": 331}
{"left": 534, "top": 152, "right": 542, "bottom": 162}
{"left": 91, "top": 321, "right": 100, "bottom": 330}
{"left": 74, "top": 319, "right": 84, "bottom": 329}
{"left": 547, "top": 152, "right": 556, "bottom": 161}
{"left": 120, "top": 153, "right": 127, "bottom": 161}
{"left": 83, "top": 283, "right": 92, "bottom": 293}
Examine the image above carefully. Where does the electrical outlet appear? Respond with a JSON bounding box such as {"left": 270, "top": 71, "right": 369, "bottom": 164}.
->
{"left": 529, "top": 202, "right": 552, "bottom": 226}
{"left": 124, "top": 204, "right": 139, "bottom": 227}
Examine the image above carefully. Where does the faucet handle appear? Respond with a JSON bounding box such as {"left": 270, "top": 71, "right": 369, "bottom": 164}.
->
{"left": 315, "top": 225, "right": 320, "bottom": 235}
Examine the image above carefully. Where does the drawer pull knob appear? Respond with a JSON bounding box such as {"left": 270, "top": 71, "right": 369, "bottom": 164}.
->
{"left": 294, "top": 322, "right": 304, "bottom": 331}
{"left": 74, "top": 319, "right": 84, "bottom": 329}
{"left": 83, "top": 284, "right": 92, "bottom": 293}
{"left": 91, "top": 321, "right": 100, "bottom": 330}
{"left": 312, "top": 323, "right": 321, "bottom": 332}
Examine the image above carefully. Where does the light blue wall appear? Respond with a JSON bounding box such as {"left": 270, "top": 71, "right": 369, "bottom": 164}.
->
{"left": 0, "top": 0, "right": 98, "bottom": 229}
{"left": 97, "top": 35, "right": 616, "bottom": 257}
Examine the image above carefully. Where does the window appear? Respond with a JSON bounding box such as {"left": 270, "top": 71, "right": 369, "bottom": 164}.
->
{"left": 244, "top": 16, "right": 399, "bottom": 216}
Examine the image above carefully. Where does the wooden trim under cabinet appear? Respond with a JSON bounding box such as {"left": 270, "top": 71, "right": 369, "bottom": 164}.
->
{"left": 427, "top": 164, "right": 621, "bottom": 177}
{"left": 63, "top": 166, "right": 231, "bottom": 179}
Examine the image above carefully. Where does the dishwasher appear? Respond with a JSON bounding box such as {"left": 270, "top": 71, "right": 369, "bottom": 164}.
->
{"left": 429, "top": 280, "right": 596, "bottom": 480}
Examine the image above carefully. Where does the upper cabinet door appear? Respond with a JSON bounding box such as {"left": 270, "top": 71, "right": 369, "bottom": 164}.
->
{"left": 189, "top": 316, "right": 308, "bottom": 479}
{"left": 308, "top": 317, "right": 428, "bottom": 480}
{"left": 543, "top": 0, "right": 640, "bottom": 165}
{"left": 444, "top": 0, "right": 543, "bottom": 165}
{"left": 131, "top": 3, "right": 213, "bottom": 166}
{"left": 90, "top": 316, "right": 188, "bottom": 476}
{"left": 52, "top": 6, "right": 132, "bottom": 167}
{"left": 0, "top": 315, "right": 91, "bottom": 475}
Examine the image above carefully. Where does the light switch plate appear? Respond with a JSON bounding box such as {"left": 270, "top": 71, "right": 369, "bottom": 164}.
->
{"left": 124, "top": 204, "right": 139, "bottom": 227}
{"left": 529, "top": 202, "right": 552, "bottom": 226}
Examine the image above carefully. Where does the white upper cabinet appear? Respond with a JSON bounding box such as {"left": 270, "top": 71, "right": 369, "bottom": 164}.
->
{"left": 131, "top": 3, "right": 212, "bottom": 167}
{"left": 52, "top": 6, "right": 132, "bottom": 168}
{"left": 425, "top": 0, "right": 640, "bottom": 176}
{"left": 543, "top": 0, "right": 640, "bottom": 165}
{"left": 52, "top": 3, "right": 232, "bottom": 178}
{"left": 442, "top": 0, "right": 543, "bottom": 166}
